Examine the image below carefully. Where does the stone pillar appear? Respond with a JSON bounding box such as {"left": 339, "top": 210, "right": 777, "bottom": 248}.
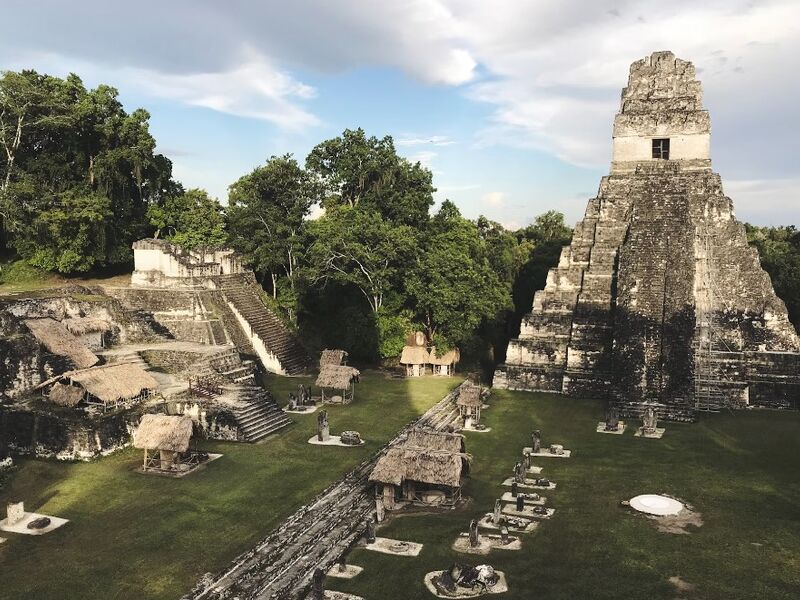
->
{"left": 6, "top": 501, "right": 24, "bottom": 525}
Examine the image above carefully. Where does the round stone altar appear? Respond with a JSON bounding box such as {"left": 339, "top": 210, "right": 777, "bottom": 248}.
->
{"left": 629, "top": 494, "right": 684, "bottom": 516}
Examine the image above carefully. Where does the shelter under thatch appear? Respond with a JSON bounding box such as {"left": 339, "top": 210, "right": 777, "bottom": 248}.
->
{"left": 456, "top": 384, "right": 484, "bottom": 425}
{"left": 48, "top": 382, "right": 85, "bottom": 407}
{"left": 57, "top": 363, "right": 159, "bottom": 410}
{"left": 428, "top": 347, "right": 460, "bottom": 376}
{"left": 25, "top": 318, "right": 99, "bottom": 369}
{"left": 400, "top": 346, "right": 431, "bottom": 376}
{"left": 320, "top": 349, "right": 348, "bottom": 367}
{"left": 134, "top": 414, "right": 194, "bottom": 472}
{"left": 316, "top": 365, "right": 360, "bottom": 404}
{"left": 63, "top": 317, "right": 113, "bottom": 336}
{"left": 370, "top": 427, "right": 469, "bottom": 509}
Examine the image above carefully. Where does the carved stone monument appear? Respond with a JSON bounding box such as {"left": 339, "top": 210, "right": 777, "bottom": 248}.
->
{"left": 468, "top": 519, "right": 479, "bottom": 548}
{"left": 513, "top": 461, "right": 525, "bottom": 484}
{"left": 510, "top": 482, "right": 518, "bottom": 498}
{"left": 6, "top": 501, "right": 24, "bottom": 526}
{"left": 500, "top": 526, "right": 509, "bottom": 545}
{"left": 365, "top": 518, "right": 376, "bottom": 544}
{"left": 643, "top": 406, "right": 658, "bottom": 434}
{"left": 492, "top": 499, "right": 502, "bottom": 525}
{"left": 317, "top": 410, "right": 330, "bottom": 442}
{"left": 375, "top": 496, "right": 385, "bottom": 523}
{"left": 522, "top": 449, "right": 531, "bottom": 470}
{"left": 532, "top": 430, "right": 541, "bottom": 454}
{"left": 516, "top": 495, "right": 525, "bottom": 512}
{"left": 605, "top": 407, "right": 620, "bottom": 431}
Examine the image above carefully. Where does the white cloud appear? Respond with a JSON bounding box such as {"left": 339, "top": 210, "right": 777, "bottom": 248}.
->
{"left": 724, "top": 178, "right": 800, "bottom": 225}
{"left": 132, "top": 50, "right": 319, "bottom": 130}
{"left": 396, "top": 135, "right": 456, "bottom": 147}
{"left": 407, "top": 150, "right": 438, "bottom": 167}
{"left": 482, "top": 191, "right": 506, "bottom": 207}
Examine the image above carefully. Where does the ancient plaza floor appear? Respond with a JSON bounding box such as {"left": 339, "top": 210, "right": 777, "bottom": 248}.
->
{"left": 0, "top": 378, "right": 798, "bottom": 599}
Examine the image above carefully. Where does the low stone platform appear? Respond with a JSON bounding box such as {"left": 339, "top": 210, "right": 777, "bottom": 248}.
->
{"left": 500, "top": 492, "right": 546, "bottom": 505}
{"left": 136, "top": 452, "right": 224, "bottom": 478}
{"left": 502, "top": 505, "right": 556, "bottom": 520}
{"left": 479, "top": 514, "right": 539, "bottom": 534}
{"left": 307, "top": 436, "right": 365, "bottom": 447}
{"left": 452, "top": 532, "right": 522, "bottom": 554}
{"left": 635, "top": 427, "right": 666, "bottom": 439}
{"left": 523, "top": 446, "right": 572, "bottom": 458}
{"left": 326, "top": 564, "right": 363, "bottom": 579}
{"left": 0, "top": 537, "right": 6, "bottom": 545}
{"left": 284, "top": 404, "right": 320, "bottom": 414}
{"left": 462, "top": 425, "right": 492, "bottom": 433}
{"left": 596, "top": 421, "right": 626, "bottom": 435}
{"left": 0, "top": 512, "right": 69, "bottom": 535}
{"left": 526, "top": 466, "right": 543, "bottom": 475}
{"left": 424, "top": 570, "right": 508, "bottom": 598}
{"left": 501, "top": 477, "right": 556, "bottom": 490}
{"left": 321, "top": 591, "right": 365, "bottom": 600}
{"left": 364, "top": 537, "right": 423, "bottom": 557}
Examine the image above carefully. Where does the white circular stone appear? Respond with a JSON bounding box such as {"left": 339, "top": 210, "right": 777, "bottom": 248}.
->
{"left": 629, "top": 494, "right": 684, "bottom": 516}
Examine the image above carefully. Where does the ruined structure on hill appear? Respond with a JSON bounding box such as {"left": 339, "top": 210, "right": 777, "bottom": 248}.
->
{"left": 131, "top": 239, "right": 312, "bottom": 376}
{"left": 495, "top": 51, "right": 800, "bottom": 420}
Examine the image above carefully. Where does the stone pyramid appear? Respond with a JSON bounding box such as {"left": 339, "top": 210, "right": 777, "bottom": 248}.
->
{"left": 494, "top": 51, "right": 800, "bottom": 420}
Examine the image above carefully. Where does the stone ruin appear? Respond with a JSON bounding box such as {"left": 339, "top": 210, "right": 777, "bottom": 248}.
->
{"left": 495, "top": 51, "right": 800, "bottom": 420}
{"left": 6, "top": 501, "right": 24, "bottom": 526}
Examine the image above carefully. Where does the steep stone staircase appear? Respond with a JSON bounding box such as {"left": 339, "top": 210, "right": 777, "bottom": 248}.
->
{"left": 216, "top": 280, "right": 312, "bottom": 375}
{"left": 225, "top": 384, "right": 292, "bottom": 442}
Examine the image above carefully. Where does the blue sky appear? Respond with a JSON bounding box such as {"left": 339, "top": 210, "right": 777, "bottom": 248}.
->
{"left": 2, "top": 0, "right": 798, "bottom": 227}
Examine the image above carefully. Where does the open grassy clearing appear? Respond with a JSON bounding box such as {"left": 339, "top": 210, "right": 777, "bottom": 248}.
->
{"left": 332, "top": 390, "right": 800, "bottom": 600}
{"left": 0, "top": 258, "right": 132, "bottom": 296}
{"left": 0, "top": 373, "right": 459, "bottom": 600}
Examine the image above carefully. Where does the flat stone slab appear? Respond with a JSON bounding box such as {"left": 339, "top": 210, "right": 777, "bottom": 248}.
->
{"left": 500, "top": 492, "right": 546, "bottom": 505}
{"left": 307, "top": 435, "right": 365, "bottom": 447}
{"left": 629, "top": 494, "right": 684, "bottom": 516}
{"left": 526, "top": 466, "right": 543, "bottom": 475}
{"left": 479, "top": 514, "right": 539, "bottom": 534}
{"left": 284, "top": 404, "right": 320, "bottom": 414}
{"left": 424, "top": 570, "right": 508, "bottom": 597}
{"left": 326, "top": 564, "right": 363, "bottom": 579}
{"left": 502, "top": 477, "right": 556, "bottom": 490}
{"left": 462, "top": 425, "right": 492, "bottom": 433}
{"left": 452, "top": 532, "right": 522, "bottom": 554}
{"left": 364, "top": 537, "right": 423, "bottom": 556}
{"left": 596, "top": 421, "right": 626, "bottom": 435}
{"left": 523, "top": 446, "right": 572, "bottom": 458}
{"left": 502, "top": 505, "right": 556, "bottom": 520}
{"left": 0, "top": 537, "right": 6, "bottom": 545}
{"left": 0, "top": 512, "right": 69, "bottom": 535}
{"left": 635, "top": 428, "right": 666, "bottom": 439}
{"left": 136, "top": 453, "right": 223, "bottom": 478}
{"left": 501, "top": 477, "right": 555, "bottom": 490}
{"left": 322, "top": 592, "right": 365, "bottom": 600}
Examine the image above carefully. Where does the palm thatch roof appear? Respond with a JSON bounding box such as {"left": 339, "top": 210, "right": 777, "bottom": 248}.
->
{"left": 316, "top": 365, "right": 360, "bottom": 389}
{"left": 48, "top": 382, "right": 85, "bottom": 407}
{"left": 64, "top": 363, "right": 159, "bottom": 403}
{"left": 456, "top": 384, "right": 482, "bottom": 408}
{"left": 405, "top": 428, "right": 465, "bottom": 453}
{"left": 320, "top": 349, "right": 348, "bottom": 367}
{"left": 63, "top": 317, "right": 113, "bottom": 335}
{"left": 370, "top": 426, "right": 469, "bottom": 488}
{"left": 429, "top": 347, "right": 460, "bottom": 366}
{"left": 370, "top": 447, "right": 465, "bottom": 488}
{"left": 400, "top": 345, "right": 430, "bottom": 365}
{"left": 25, "top": 318, "right": 99, "bottom": 369}
{"left": 133, "top": 414, "right": 193, "bottom": 452}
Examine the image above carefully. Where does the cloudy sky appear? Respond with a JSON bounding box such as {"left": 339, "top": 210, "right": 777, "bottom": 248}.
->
{"left": 3, "top": 0, "right": 798, "bottom": 227}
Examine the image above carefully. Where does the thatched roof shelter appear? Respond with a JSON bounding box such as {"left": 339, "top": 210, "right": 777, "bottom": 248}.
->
{"left": 64, "top": 363, "right": 159, "bottom": 404}
{"left": 25, "top": 318, "right": 99, "bottom": 369}
{"left": 400, "top": 346, "right": 430, "bottom": 365}
{"left": 429, "top": 348, "right": 460, "bottom": 366}
{"left": 320, "top": 349, "right": 348, "bottom": 367}
{"left": 48, "top": 382, "right": 85, "bottom": 407}
{"left": 456, "top": 385, "right": 482, "bottom": 408}
{"left": 405, "top": 428, "right": 465, "bottom": 453}
{"left": 63, "top": 317, "right": 113, "bottom": 336}
{"left": 370, "top": 447, "right": 465, "bottom": 488}
{"left": 316, "top": 365, "right": 360, "bottom": 389}
{"left": 133, "top": 414, "right": 193, "bottom": 452}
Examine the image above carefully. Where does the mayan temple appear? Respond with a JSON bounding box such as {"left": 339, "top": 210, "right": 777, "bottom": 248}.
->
{"left": 494, "top": 51, "right": 800, "bottom": 420}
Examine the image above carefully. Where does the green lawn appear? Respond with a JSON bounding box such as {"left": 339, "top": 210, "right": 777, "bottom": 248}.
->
{"left": 0, "top": 373, "right": 460, "bottom": 600}
{"left": 332, "top": 391, "right": 800, "bottom": 600}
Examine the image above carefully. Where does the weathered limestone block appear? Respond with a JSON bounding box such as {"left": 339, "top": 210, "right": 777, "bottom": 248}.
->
{"left": 6, "top": 501, "right": 24, "bottom": 525}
